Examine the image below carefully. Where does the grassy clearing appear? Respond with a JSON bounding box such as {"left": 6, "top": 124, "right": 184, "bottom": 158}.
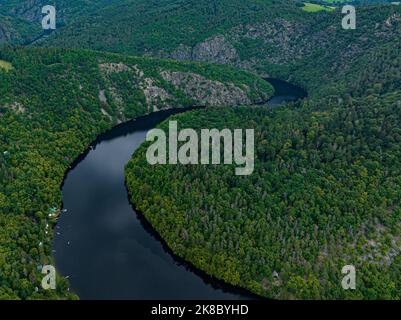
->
{"left": 319, "top": 0, "right": 348, "bottom": 2}
{"left": 0, "top": 60, "right": 13, "bottom": 71}
{"left": 302, "top": 3, "right": 336, "bottom": 12}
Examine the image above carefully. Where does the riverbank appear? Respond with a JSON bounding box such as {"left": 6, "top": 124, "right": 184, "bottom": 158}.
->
{"left": 55, "top": 78, "right": 306, "bottom": 299}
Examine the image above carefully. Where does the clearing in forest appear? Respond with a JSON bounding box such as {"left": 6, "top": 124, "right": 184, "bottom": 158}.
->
{"left": 302, "top": 2, "right": 336, "bottom": 12}
{"left": 0, "top": 60, "right": 13, "bottom": 71}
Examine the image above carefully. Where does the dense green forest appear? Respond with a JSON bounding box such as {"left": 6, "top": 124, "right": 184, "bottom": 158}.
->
{"left": 42, "top": 0, "right": 303, "bottom": 54}
{"left": 0, "top": 46, "right": 272, "bottom": 299}
{"left": 123, "top": 1, "right": 401, "bottom": 300}
{"left": 0, "top": 0, "right": 127, "bottom": 44}
{"left": 1, "top": 0, "right": 401, "bottom": 300}
{"left": 126, "top": 87, "right": 401, "bottom": 300}
{"left": 40, "top": 2, "right": 401, "bottom": 95}
{"left": 4, "top": 1, "right": 401, "bottom": 95}
{"left": 0, "top": 13, "right": 39, "bottom": 44}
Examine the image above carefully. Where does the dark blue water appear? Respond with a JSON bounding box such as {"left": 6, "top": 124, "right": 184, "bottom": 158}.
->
{"left": 265, "top": 78, "right": 307, "bottom": 107}
{"left": 53, "top": 79, "right": 305, "bottom": 300}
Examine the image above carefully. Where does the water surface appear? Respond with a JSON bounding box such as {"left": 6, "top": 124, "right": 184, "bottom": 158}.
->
{"left": 53, "top": 79, "right": 306, "bottom": 300}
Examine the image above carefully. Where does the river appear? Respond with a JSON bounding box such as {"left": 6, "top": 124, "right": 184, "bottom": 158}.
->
{"left": 53, "top": 79, "right": 306, "bottom": 300}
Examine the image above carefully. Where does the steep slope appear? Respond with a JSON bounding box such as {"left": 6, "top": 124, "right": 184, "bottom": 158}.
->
{"left": 5, "top": 1, "right": 400, "bottom": 97}
{"left": 43, "top": 0, "right": 302, "bottom": 54}
{"left": 0, "top": 0, "right": 123, "bottom": 24}
{"left": 126, "top": 77, "right": 401, "bottom": 300}
{"left": 1, "top": 0, "right": 401, "bottom": 300}
{"left": 118, "top": 0, "right": 401, "bottom": 300}
{"left": 0, "top": 13, "right": 40, "bottom": 44}
{"left": 0, "top": 46, "right": 273, "bottom": 299}
{"left": 0, "top": 0, "right": 126, "bottom": 44}
{"left": 41, "top": 1, "right": 401, "bottom": 96}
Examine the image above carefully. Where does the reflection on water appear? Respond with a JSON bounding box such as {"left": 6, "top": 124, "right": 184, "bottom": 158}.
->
{"left": 54, "top": 80, "right": 306, "bottom": 300}
{"left": 54, "top": 110, "right": 254, "bottom": 300}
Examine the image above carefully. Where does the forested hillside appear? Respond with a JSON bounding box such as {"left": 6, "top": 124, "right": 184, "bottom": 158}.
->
{"left": 43, "top": 0, "right": 301, "bottom": 55}
{"left": 0, "top": 0, "right": 126, "bottom": 44}
{"left": 4, "top": 1, "right": 401, "bottom": 95}
{"left": 1, "top": 0, "right": 401, "bottom": 300}
{"left": 122, "top": 0, "right": 401, "bottom": 300}
{"left": 0, "top": 12, "right": 40, "bottom": 44}
{"left": 41, "top": 1, "right": 401, "bottom": 95}
{"left": 0, "top": 46, "right": 272, "bottom": 299}
{"left": 126, "top": 85, "right": 401, "bottom": 300}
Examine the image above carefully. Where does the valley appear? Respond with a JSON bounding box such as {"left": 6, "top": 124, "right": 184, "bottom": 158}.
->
{"left": 0, "top": 46, "right": 272, "bottom": 299}
{"left": 53, "top": 79, "right": 302, "bottom": 300}
{"left": 0, "top": 0, "right": 400, "bottom": 301}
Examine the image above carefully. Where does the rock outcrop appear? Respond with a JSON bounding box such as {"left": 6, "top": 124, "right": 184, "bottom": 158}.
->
{"left": 161, "top": 70, "right": 252, "bottom": 106}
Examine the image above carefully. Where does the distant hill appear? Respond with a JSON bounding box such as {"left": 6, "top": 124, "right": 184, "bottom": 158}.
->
{"left": 0, "top": 0, "right": 124, "bottom": 44}
{"left": 38, "top": 1, "right": 401, "bottom": 97}
{"left": 1, "top": 0, "right": 401, "bottom": 300}
{"left": 112, "top": 0, "right": 401, "bottom": 300}
{"left": 127, "top": 89, "right": 401, "bottom": 299}
{"left": 121, "top": 2, "right": 401, "bottom": 299}
{"left": 3, "top": 0, "right": 400, "bottom": 98}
